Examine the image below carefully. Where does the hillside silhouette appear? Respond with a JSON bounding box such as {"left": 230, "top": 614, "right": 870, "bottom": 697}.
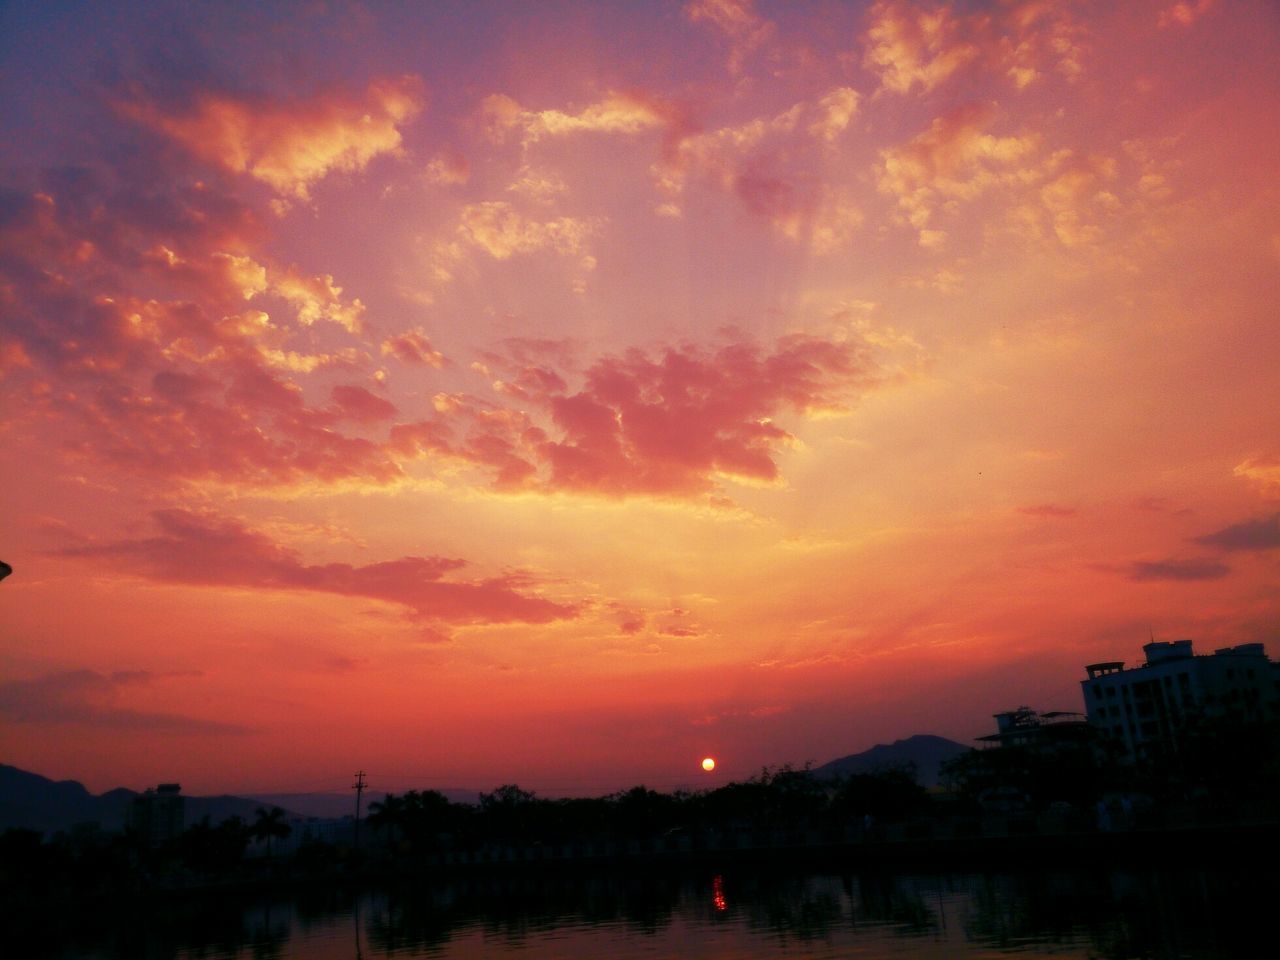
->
{"left": 812, "top": 735, "right": 968, "bottom": 787}
{"left": 0, "top": 764, "right": 299, "bottom": 833}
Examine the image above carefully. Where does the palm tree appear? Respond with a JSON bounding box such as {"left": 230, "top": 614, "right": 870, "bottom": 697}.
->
{"left": 252, "top": 806, "right": 291, "bottom": 860}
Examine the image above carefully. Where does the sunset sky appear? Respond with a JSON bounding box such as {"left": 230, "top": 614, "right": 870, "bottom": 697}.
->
{"left": 2, "top": 0, "right": 1279, "bottom": 798}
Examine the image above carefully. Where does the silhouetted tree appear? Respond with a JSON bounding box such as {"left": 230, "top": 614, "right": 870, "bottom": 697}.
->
{"left": 178, "top": 816, "right": 250, "bottom": 876}
{"left": 831, "top": 768, "right": 930, "bottom": 821}
{"left": 479, "top": 785, "right": 541, "bottom": 842}
{"left": 252, "top": 806, "right": 291, "bottom": 860}
{"left": 367, "top": 793, "right": 407, "bottom": 851}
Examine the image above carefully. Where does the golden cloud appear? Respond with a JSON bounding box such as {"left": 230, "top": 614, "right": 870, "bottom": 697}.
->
{"left": 121, "top": 76, "right": 424, "bottom": 199}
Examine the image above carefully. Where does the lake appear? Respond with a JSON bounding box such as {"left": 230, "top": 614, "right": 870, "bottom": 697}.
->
{"left": 24, "top": 864, "right": 1275, "bottom": 958}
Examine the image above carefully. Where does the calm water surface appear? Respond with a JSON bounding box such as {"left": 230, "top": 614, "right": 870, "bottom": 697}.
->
{"left": 34, "top": 866, "right": 1274, "bottom": 959}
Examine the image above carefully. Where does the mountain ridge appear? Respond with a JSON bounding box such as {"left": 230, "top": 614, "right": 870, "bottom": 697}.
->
{"left": 812, "top": 734, "right": 970, "bottom": 787}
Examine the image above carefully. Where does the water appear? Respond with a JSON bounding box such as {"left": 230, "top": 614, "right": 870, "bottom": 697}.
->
{"left": 23, "top": 866, "right": 1274, "bottom": 959}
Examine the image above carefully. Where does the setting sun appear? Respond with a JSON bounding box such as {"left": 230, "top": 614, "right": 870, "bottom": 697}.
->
{"left": 702, "top": 757, "right": 717, "bottom": 773}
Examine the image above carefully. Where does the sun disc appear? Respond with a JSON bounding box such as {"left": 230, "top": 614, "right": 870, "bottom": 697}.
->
{"left": 701, "top": 757, "right": 716, "bottom": 772}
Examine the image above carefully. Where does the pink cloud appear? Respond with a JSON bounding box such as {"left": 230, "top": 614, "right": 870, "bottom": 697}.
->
{"left": 118, "top": 76, "right": 425, "bottom": 199}
{"left": 0, "top": 168, "right": 405, "bottom": 491}
{"left": 1158, "top": 0, "right": 1217, "bottom": 29}
{"left": 381, "top": 329, "right": 446, "bottom": 367}
{"left": 331, "top": 384, "right": 398, "bottom": 422}
{"left": 58, "top": 509, "right": 579, "bottom": 625}
{"left": 482, "top": 90, "right": 674, "bottom": 143}
{"left": 387, "top": 332, "right": 884, "bottom": 499}
{"left": 540, "top": 333, "right": 879, "bottom": 497}
{"left": 863, "top": 0, "right": 980, "bottom": 94}
{"left": 876, "top": 102, "right": 1039, "bottom": 244}
{"left": 654, "top": 87, "right": 862, "bottom": 248}
{"left": 684, "top": 0, "right": 777, "bottom": 75}
{"left": 862, "top": 1, "right": 1086, "bottom": 94}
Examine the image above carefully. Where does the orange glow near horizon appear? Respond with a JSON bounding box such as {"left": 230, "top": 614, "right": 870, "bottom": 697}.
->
{"left": 1, "top": 0, "right": 1279, "bottom": 799}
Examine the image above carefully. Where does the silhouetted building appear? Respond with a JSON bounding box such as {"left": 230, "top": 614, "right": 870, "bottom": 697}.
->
{"left": 978, "top": 707, "right": 1092, "bottom": 752}
{"left": 1082, "top": 640, "right": 1280, "bottom": 763}
{"left": 129, "top": 783, "right": 185, "bottom": 848}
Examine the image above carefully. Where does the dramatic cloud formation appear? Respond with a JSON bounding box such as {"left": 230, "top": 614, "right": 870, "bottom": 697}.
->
{"left": 1, "top": 1, "right": 1277, "bottom": 794}
{"left": 58, "top": 509, "right": 579, "bottom": 625}
{"left": 119, "top": 76, "right": 425, "bottom": 199}
{"left": 389, "top": 332, "right": 888, "bottom": 498}
{"left": 539, "top": 334, "right": 879, "bottom": 496}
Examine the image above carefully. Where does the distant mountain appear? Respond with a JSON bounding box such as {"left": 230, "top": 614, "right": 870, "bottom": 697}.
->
{"left": 0, "top": 764, "right": 300, "bottom": 835}
{"left": 812, "top": 735, "right": 970, "bottom": 788}
{"left": 0, "top": 764, "right": 136, "bottom": 833}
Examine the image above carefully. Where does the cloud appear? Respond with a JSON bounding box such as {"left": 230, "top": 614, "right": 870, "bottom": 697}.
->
{"left": 119, "top": 76, "right": 424, "bottom": 199}
{"left": 270, "top": 268, "right": 365, "bottom": 333}
{"left": 876, "top": 102, "right": 1039, "bottom": 244}
{"left": 1158, "top": 0, "right": 1217, "bottom": 29}
{"left": 1037, "top": 153, "right": 1118, "bottom": 248}
{"left": 1234, "top": 454, "right": 1280, "bottom": 498}
{"left": 387, "top": 330, "right": 893, "bottom": 499}
{"left": 654, "top": 87, "right": 862, "bottom": 249}
{"left": 388, "top": 394, "right": 543, "bottom": 489}
{"left": 862, "top": 1, "right": 1087, "bottom": 94}
{"left": 457, "top": 201, "right": 596, "bottom": 261}
{"left": 58, "top": 509, "right": 578, "bottom": 625}
{"left": 1194, "top": 514, "right": 1280, "bottom": 552}
{"left": 424, "top": 150, "right": 471, "bottom": 185}
{"left": 482, "top": 91, "right": 671, "bottom": 144}
{"left": 331, "top": 384, "right": 398, "bottom": 423}
{"left": 381, "top": 329, "right": 446, "bottom": 367}
{"left": 539, "top": 333, "right": 880, "bottom": 497}
{"left": 0, "top": 670, "right": 251, "bottom": 734}
{"left": 684, "top": 0, "right": 776, "bottom": 75}
{"left": 0, "top": 170, "right": 405, "bottom": 491}
{"left": 1125, "top": 558, "right": 1232, "bottom": 582}
{"left": 863, "top": 0, "right": 980, "bottom": 94}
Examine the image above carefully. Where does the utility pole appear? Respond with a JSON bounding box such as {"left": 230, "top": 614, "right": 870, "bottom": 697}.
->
{"left": 352, "top": 770, "right": 366, "bottom": 852}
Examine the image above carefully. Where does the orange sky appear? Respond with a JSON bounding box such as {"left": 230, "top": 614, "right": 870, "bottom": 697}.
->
{"left": 2, "top": 0, "right": 1279, "bottom": 797}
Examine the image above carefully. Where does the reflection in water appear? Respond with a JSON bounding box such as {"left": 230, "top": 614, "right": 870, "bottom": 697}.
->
{"left": 352, "top": 895, "right": 363, "bottom": 960}
{"left": 19, "top": 864, "right": 1280, "bottom": 958}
